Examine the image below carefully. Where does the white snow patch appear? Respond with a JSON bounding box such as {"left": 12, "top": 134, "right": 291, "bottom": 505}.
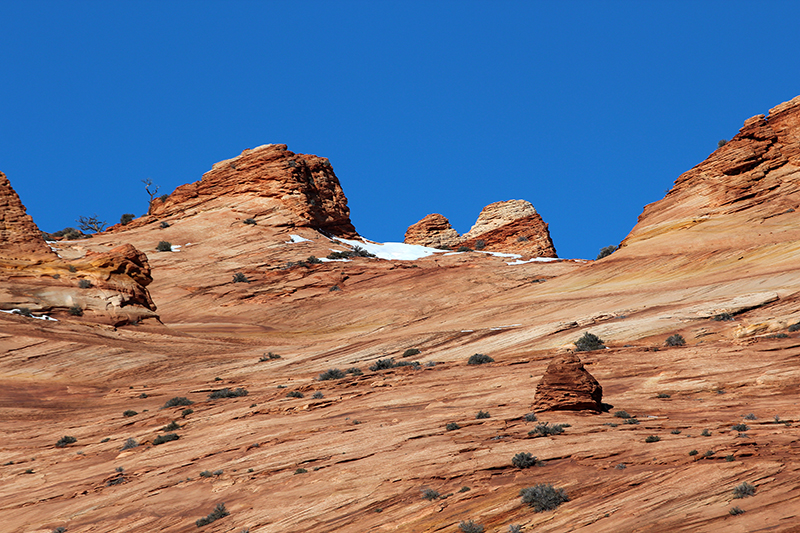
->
{"left": 506, "top": 257, "right": 559, "bottom": 265}
{"left": 170, "top": 244, "right": 181, "bottom": 252}
{"left": 287, "top": 234, "right": 311, "bottom": 243}
{"left": 335, "top": 238, "right": 446, "bottom": 261}
{"left": 0, "top": 309, "right": 58, "bottom": 321}
{"left": 479, "top": 251, "right": 522, "bottom": 259}
{"left": 318, "top": 257, "right": 351, "bottom": 263}
{"left": 461, "top": 330, "right": 474, "bottom": 333}
{"left": 490, "top": 324, "right": 522, "bottom": 330}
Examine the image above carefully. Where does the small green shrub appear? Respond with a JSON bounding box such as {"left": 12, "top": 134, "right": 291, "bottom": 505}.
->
{"left": 575, "top": 332, "right": 605, "bottom": 351}
{"left": 467, "top": 353, "right": 494, "bottom": 365}
{"left": 208, "top": 387, "right": 248, "bottom": 399}
{"left": 123, "top": 410, "right": 137, "bottom": 417}
{"left": 459, "top": 486, "right": 471, "bottom": 493}
{"left": 726, "top": 455, "right": 735, "bottom": 462}
{"left": 729, "top": 506, "right": 745, "bottom": 515}
{"left": 160, "top": 221, "right": 170, "bottom": 228}
{"left": 159, "top": 194, "right": 169, "bottom": 202}
{"left": 153, "top": 433, "right": 179, "bottom": 445}
{"left": 624, "top": 418, "right": 640, "bottom": 425}
{"left": 701, "top": 429, "right": 711, "bottom": 437}
{"left": 733, "top": 482, "right": 756, "bottom": 499}
{"left": 671, "top": 429, "right": 682, "bottom": 434}
{"left": 164, "top": 397, "right": 194, "bottom": 408}
{"left": 55, "top": 436, "right": 77, "bottom": 448}
{"left": 243, "top": 218, "right": 257, "bottom": 225}
{"left": 718, "top": 139, "right": 728, "bottom": 148}
{"left": 330, "top": 285, "right": 341, "bottom": 291}
{"left": 306, "top": 255, "right": 322, "bottom": 264}
{"left": 121, "top": 438, "right": 138, "bottom": 450}
{"left": 456, "top": 246, "right": 472, "bottom": 252}
{"left": 645, "top": 435, "right": 660, "bottom": 443}
{"left": 200, "top": 470, "right": 213, "bottom": 478}
{"left": 529, "top": 422, "right": 565, "bottom": 437}
{"left": 259, "top": 352, "right": 281, "bottom": 361}
{"left": 232, "top": 272, "right": 249, "bottom": 283}
{"left": 476, "top": 411, "right": 490, "bottom": 419}
{"left": 52, "top": 527, "right": 67, "bottom": 533}
{"left": 512, "top": 452, "right": 541, "bottom": 468}
{"left": 689, "top": 449, "right": 698, "bottom": 456}
{"left": 181, "top": 408, "right": 194, "bottom": 417}
{"left": 788, "top": 322, "right": 800, "bottom": 332}
{"left": 665, "top": 334, "right": 685, "bottom": 347}
{"left": 703, "top": 450, "right": 714, "bottom": 457}
{"left": 422, "top": 488, "right": 440, "bottom": 500}
{"left": 163, "top": 421, "right": 181, "bottom": 431}
{"left": 346, "top": 367, "right": 363, "bottom": 376}
{"left": 614, "top": 410, "right": 632, "bottom": 419}
{"left": 78, "top": 279, "right": 92, "bottom": 289}
{"left": 596, "top": 245, "right": 618, "bottom": 260}
{"left": 520, "top": 483, "right": 569, "bottom": 512}
{"left": 196, "top": 503, "right": 229, "bottom": 527}
{"left": 524, "top": 412, "right": 538, "bottom": 422}
{"left": 294, "top": 468, "right": 308, "bottom": 474}
{"left": 156, "top": 241, "right": 172, "bottom": 252}
{"left": 657, "top": 393, "right": 671, "bottom": 398}
{"left": 120, "top": 213, "right": 135, "bottom": 225}
{"left": 402, "top": 348, "right": 421, "bottom": 358}
{"left": 312, "top": 391, "right": 324, "bottom": 399}
{"left": 732, "top": 423, "right": 749, "bottom": 432}
{"left": 508, "top": 525, "right": 522, "bottom": 533}
{"left": 712, "top": 312, "right": 734, "bottom": 321}
{"left": 446, "top": 422, "right": 460, "bottom": 431}
{"left": 744, "top": 413, "right": 757, "bottom": 420}
{"left": 318, "top": 368, "right": 345, "bottom": 381}
{"left": 286, "top": 391, "right": 304, "bottom": 398}
{"left": 474, "top": 239, "right": 485, "bottom": 250}
{"left": 459, "top": 521, "right": 484, "bottom": 533}
{"left": 369, "top": 358, "right": 396, "bottom": 371}
{"left": 69, "top": 305, "right": 83, "bottom": 316}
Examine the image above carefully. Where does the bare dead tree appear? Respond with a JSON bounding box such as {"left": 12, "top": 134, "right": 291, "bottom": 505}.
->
{"left": 76, "top": 214, "right": 107, "bottom": 233}
{"left": 143, "top": 178, "right": 160, "bottom": 214}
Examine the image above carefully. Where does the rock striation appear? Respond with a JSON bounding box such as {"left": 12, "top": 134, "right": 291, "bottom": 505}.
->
{"left": 532, "top": 353, "right": 603, "bottom": 412}
{"left": 404, "top": 199, "right": 557, "bottom": 256}
{"left": 141, "top": 144, "right": 357, "bottom": 237}
{"left": 0, "top": 171, "right": 54, "bottom": 259}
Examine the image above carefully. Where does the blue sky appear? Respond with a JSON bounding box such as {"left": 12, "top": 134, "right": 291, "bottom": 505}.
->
{"left": 2, "top": 1, "right": 799, "bottom": 259}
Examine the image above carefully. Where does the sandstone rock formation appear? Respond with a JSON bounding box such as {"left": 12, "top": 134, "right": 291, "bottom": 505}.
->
{"left": 0, "top": 171, "right": 54, "bottom": 259}
{"left": 134, "top": 144, "right": 357, "bottom": 237}
{"left": 532, "top": 353, "right": 603, "bottom": 412}
{"left": 404, "top": 199, "right": 557, "bottom": 256}
{"left": 403, "top": 213, "right": 460, "bottom": 248}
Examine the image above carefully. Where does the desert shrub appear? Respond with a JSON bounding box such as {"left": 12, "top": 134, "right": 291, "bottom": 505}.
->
{"left": 286, "top": 391, "right": 304, "bottom": 398}
{"left": 52, "top": 528, "right": 67, "bottom": 533}
{"left": 153, "top": 433, "right": 179, "bottom": 445}
{"left": 529, "top": 422, "right": 565, "bottom": 437}
{"left": 78, "top": 279, "right": 93, "bottom": 289}
{"left": 346, "top": 367, "right": 363, "bottom": 376}
{"left": 712, "top": 312, "right": 734, "bottom": 321}
{"left": 163, "top": 421, "right": 181, "bottom": 431}
{"left": 312, "top": 391, "right": 324, "bottom": 399}
{"left": 181, "top": 408, "right": 194, "bottom": 417}
{"left": 446, "top": 422, "right": 460, "bottom": 431}
{"left": 788, "top": 322, "right": 800, "bottom": 332}
{"left": 517, "top": 235, "right": 530, "bottom": 242}
{"left": 520, "top": 483, "right": 569, "bottom": 512}
{"left": 615, "top": 463, "right": 627, "bottom": 469}
{"left": 671, "top": 429, "right": 682, "bottom": 434}
{"left": 394, "top": 360, "right": 421, "bottom": 369}
{"left": 77, "top": 214, "right": 107, "bottom": 233}
{"left": 524, "top": 412, "right": 538, "bottom": 422}
{"left": 575, "top": 332, "right": 605, "bottom": 351}
{"left": 645, "top": 435, "right": 660, "bottom": 443}
{"left": 467, "top": 353, "right": 494, "bottom": 365}
{"left": 327, "top": 251, "right": 351, "bottom": 260}
{"left": 657, "top": 393, "right": 671, "bottom": 398}
{"left": 474, "top": 239, "right": 486, "bottom": 250}
{"left": 689, "top": 449, "right": 698, "bottom": 456}
{"left": 718, "top": 139, "right": 728, "bottom": 148}
{"left": 100, "top": 437, "right": 110, "bottom": 443}
{"left": 243, "top": 218, "right": 257, "bottom": 225}
{"left": 703, "top": 450, "right": 715, "bottom": 457}
{"left": 402, "top": 348, "right": 421, "bottom": 358}
{"left": 330, "top": 285, "right": 341, "bottom": 291}
{"left": 306, "top": 255, "right": 322, "bottom": 264}
{"left": 160, "top": 221, "right": 170, "bottom": 228}
{"left": 624, "top": 418, "right": 640, "bottom": 425}
{"left": 733, "top": 482, "right": 756, "bottom": 499}
{"left": 369, "top": 358, "right": 396, "bottom": 371}
{"left": 596, "top": 245, "right": 618, "bottom": 260}
{"left": 456, "top": 246, "right": 472, "bottom": 252}
{"left": 665, "top": 334, "right": 685, "bottom": 347}
{"left": 49, "top": 227, "right": 87, "bottom": 241}
{"left": 726, "top": 455, "right": 735, "bottom": 462}
{"left": 614, "top": 410, "right": 632, "bottom": 419}
{"left": 459, "top": 486, "right": 471, "bottom": 493}
{"left": 732, "top": 423, "right": 749, "bottom": 432}
{"left": 701, "top": 429, "right": 711, "bottom": 437}
{"left": 232, "top": 272, "right": 249, "bottom": 283}
{"left": 55, "top": 436, "right": 77, "bottom": 448}
{"left": 351, "top": 245, "right": 375, "bottom": 257}
{"left": 459, "top": 521, "right": 484, "bottom": 533}
{"left": 259, "top": 352, "right": 281, "bottom": 361}
{"left": 318, "top": 368, "right": 345, "bottom": 381}
{"left": 159, "top": 194, "right": 169, "bottom": 202}
{"left": 476, "top": 411, "right": 490, "bottom": 419}
{"left": 512, "top": 452, "right": 541, "bottom": 468}
{"left": 294, "top": 468, "right": 307, "bottom": 474}
{"left": 200, "top": 470, "right": 213, "bottom": 478}
{"left": 744, "top": 413, "right": 757, "bottom": 420}
{"left": 164, "top": 397, "right": 194, "bottom": 408}
{"left": 121, "top": 438, "right": 138, "bottom": 450}
{"left": 120, "top": 213, "right": 135, "bottom": 225}
{"left": 156, "top": 241, "right": 172, "bottom": 252}
{"left": 195, "top": 503, "right": 229, "bottom": 527}
{"left": 208, "top": 387, "right": 248, "bottom": 399}
{"left": 139, "top": 393, "right": 148, "bottom": 398}
{"left": 13, "top": 307, "right": 33, "bottom": 317}
{"left": 507, "top": 526, "right": 522, "bottom": 533}
{"left": 123, "top": 410, "right": 138, "bottom": 417}
{"left": 422, "top": 488, "right": 440, "bottom": 500}
{"left": 729, "top": 506, "right": 745, "bottom": 515}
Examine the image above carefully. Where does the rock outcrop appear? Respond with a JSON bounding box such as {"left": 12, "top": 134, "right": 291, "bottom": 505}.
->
{"left": 404, "top": 213, "right": 460, "bottom": 249}
{"left": 404, "top": 199, "right": 557, "bottom": 256}
{"left": 135, "top": 144, "right": 357, "bottom": 237}
{"left": 532, "top": 353, "right": 603, "bottom": 412}
{"left": 0, "top": 173, "right": 156, "bottom": 324}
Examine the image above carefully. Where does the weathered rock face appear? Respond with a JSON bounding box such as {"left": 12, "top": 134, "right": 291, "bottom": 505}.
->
{"left": 404, "top": 213, "right": 460, "bottom": 248}
{"left": 142, "top": 144, "right": 357, "bottom": 237}
{"left": 404, "top": 199, "right": 557, "bottom": 256}
{"left": 532, "top": 353, "right": 603, "bottom": 412}
{"left": 0, "top": 171, "right": 54, "bottom": 259}
{"left": 0, "top": 173, "right": 156, "bottom": 324}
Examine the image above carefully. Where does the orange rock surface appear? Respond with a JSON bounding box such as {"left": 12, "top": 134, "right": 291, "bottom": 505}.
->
{"left": 3, "top": 97, "right": 800, "bottom": 532}
{"left": 532, "top": 353, "right": 603, "bottom": 412}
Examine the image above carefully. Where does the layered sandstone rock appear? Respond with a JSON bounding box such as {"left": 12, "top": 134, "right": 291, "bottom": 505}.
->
{"left": 0, "top": 171, "right": 54, "bottom": 259}
{"left": 404, "top": 213, "right": 460, "bottom": 248}
{"left": 136, "top": 144, "right": 357, "bottom": 237}
{"left": 532, "top": 353, "right": 603, "bottom": 412}
{"left": 404, "top": 199, "right": 557, "bottom": 256}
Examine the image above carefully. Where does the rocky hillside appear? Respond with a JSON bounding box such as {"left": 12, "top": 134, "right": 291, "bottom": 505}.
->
{"left": 2, "top": 96, "right": 800, "bottom": 533}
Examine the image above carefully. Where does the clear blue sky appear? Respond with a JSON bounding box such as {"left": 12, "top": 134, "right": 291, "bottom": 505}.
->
{"left": 2, "top": 1, "right": 799, "bottom": 259}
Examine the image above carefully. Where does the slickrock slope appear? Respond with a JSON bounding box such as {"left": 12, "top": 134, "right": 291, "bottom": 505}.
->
{"left": 5, "top": 97, "right": 800, "bottom": 533}
{"left": 532, "top": 353, "right": 603, "bottom": 412}
{"left": 0, "top": 174, "right": 156, "bottom": 324}
{"left": 405, "top": 200, "right": 557, "bottom": 256}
